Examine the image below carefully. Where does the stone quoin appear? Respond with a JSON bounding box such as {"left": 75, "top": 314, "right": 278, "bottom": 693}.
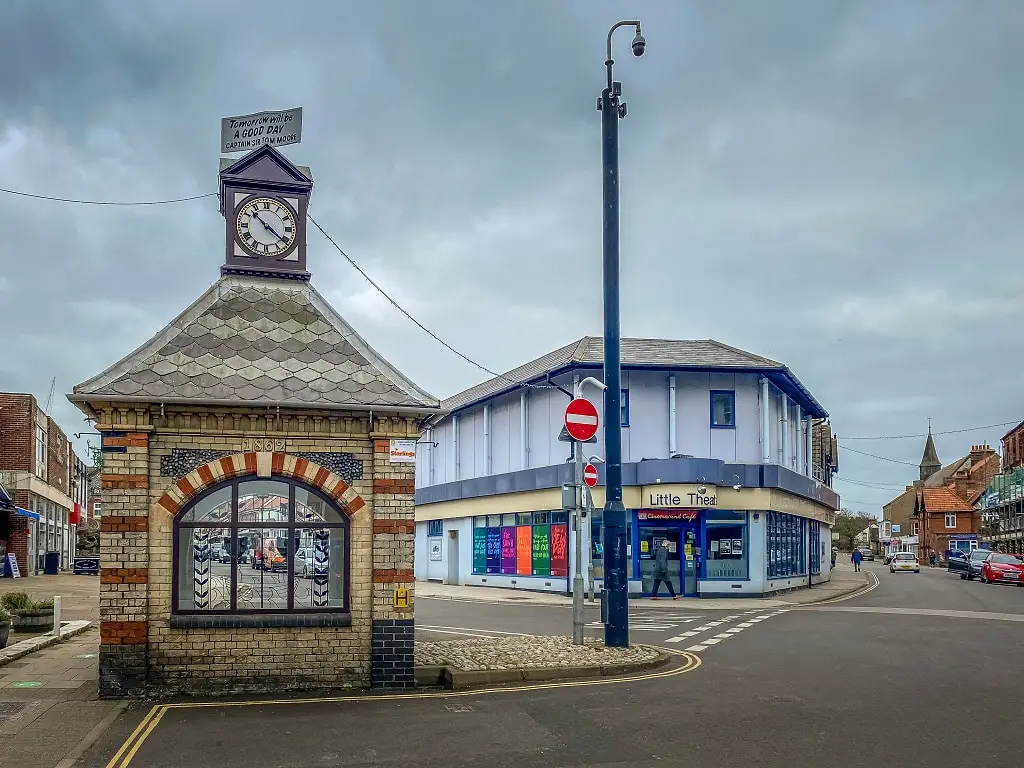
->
{"left": 69, "top": 143, "right": 440, "bottom": 697}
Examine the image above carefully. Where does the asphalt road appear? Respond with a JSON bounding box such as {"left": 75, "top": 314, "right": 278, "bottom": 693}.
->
{"left": 81, "top": 561, "right": 1024, "bottom": 768}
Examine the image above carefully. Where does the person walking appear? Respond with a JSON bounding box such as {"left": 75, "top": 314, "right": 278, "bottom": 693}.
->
{"left": 650, "top": 539, "right": 679, "bottom": 600}
{"left": 831, "top": 546, "right": 838, "bottom": 569}
{"left": 929, "top": 551, "right": 937, "bottom": 568}
{"left": 851, "top": 547, "right": 863, "bottom": 572}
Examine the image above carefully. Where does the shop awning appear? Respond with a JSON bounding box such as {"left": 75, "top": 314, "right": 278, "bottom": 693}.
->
{"left": 14, "top": 507, "right": 40, "bottom": 521}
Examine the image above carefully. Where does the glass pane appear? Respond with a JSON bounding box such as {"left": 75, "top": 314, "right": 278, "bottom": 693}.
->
{"left": 293, "top": 528, "right": 346, "bottom": 609}
{"left": 180, "top": 485, "right": 232, "bottom": 524}
{"left": 177, "top": 526, "right": 231, "bottom": 610}
{"left": 705, "top": 523, "right": 747, "bottom": 579}
{"left": 473, "top": 516, "right": 486, "bottom": 528}
{"left": 501, "top": 513, "right": 516, "bottom": 526}
{"left": 517, "top": 512, "right": 533, "bottom": 526}
{"left": 534, "top": 511, "right": 549, "bottom": 524}
{"left": 486, "top": 514, "right": 502, "bottom": 528}
{"left": 295, "top": 487, "right": 344, "bottom": 525}
{"left": 236, "top": 527, "right": 289, "bottom": 609}
{"left": 237, "top": 480, "right": 290, "bottom": 525}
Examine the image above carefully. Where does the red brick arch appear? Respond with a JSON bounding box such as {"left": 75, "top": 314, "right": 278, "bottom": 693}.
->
{"left": 154, "top": 452, "right": 366, "bottom": 518}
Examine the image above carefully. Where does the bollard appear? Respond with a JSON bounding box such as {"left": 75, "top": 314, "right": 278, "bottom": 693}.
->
{"left": 53, "top": 595, "right": 62, "bottom": 639}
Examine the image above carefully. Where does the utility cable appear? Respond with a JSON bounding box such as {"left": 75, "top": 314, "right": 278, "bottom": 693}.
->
{"left": 0, "top": 186, "right": 217, "bottom": 205}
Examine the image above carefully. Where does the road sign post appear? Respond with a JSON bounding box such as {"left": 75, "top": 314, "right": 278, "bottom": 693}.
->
{"left": 566, "top": 386, "right": 603, "bottom": 646}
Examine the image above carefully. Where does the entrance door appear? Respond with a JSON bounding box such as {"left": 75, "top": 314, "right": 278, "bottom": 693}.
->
{"left": 446, "top": 530, "right": 459, "bottom": 585}
{"left": 639, "top": 525, "right": 701, "bottom": 597}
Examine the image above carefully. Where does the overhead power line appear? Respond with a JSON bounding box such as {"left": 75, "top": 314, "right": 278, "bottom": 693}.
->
{"left": 834, "top": 477, "right": 910, "bottom": 490}
{"left": 0, "top": 186, "right": 217, "bottom": 206}
{"left": 839, "top": 446, "right": 920, "bottom": 467}
{"left": 842, "top": 419, "right": 1020, "bottom": 441}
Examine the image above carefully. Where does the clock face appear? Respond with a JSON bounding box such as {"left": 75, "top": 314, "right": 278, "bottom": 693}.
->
{"left": 235, "top": 197, "right": 297, "bottom": 257}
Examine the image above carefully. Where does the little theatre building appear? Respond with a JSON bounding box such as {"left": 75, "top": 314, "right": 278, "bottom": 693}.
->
{"left": 70, "top": 146, "right": 439, "bottom": 696}
{"left": 414, "top": 338, "right": 840, "bottom": 598}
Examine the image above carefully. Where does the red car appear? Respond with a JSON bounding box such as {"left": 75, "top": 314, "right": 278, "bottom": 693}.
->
{"left": 979, "top": 552, "right": 1024, "bottom": 585}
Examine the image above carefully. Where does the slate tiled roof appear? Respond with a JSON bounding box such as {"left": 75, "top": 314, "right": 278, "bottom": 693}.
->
{"left": 439, "top": 336, "right": 822, "bottom": 416}
{"left": 71, "top": 276, "right": 439, "bottom": 411}
{"left": 923, "top": 456, "right": 971, "bottom": 487}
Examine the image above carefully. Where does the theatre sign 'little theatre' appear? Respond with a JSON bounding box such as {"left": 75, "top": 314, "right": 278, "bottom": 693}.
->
{"left": 70, "top": 145, "right": 439, "bottom": 697}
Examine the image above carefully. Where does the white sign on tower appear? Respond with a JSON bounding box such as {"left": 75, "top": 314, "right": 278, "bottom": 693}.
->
{"left": 221, "top": 107, "right": 303, "bottom": 153}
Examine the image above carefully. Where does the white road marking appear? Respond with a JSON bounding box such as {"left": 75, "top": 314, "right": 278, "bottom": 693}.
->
{"left": 712, "top": 633, "right": 733, "bottom": 639}
{"left": 417, "top": 625, "right": 527, "bottom": 636}
{"left": 685, "top": 645, "right": 708, "bottom": 652}
{"left": 702, "top": 638, "right": 723, "bottom": 645}
{"left": 737, "top": 622, "right": 754, "bottom": 627}
{"left": 725, "top": 628, "right": 744, "bottom": 634}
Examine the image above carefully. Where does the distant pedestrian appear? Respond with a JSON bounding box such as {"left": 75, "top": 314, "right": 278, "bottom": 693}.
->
{"left": 831, "top": 547, "right": 838, "bottom": 569}
{"left": 851, "top": 548, "right": 863, "bottom": 572}
{"left": 929, "top": 552, "right": 937, "bottom": 568}
{"left": 650, "top": 540, "right": 679, "bottom": 600}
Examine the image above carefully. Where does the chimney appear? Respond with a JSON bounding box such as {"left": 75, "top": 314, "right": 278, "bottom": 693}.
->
{"left": 970, "top": 444, "right": 994, "bottom": 466}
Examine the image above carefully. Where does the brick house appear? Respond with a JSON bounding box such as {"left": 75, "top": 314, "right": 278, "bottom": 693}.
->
{"left": 1001, "top": 421, "right": 1024, "bottom": 472}
{"left": 69, "top": 144, "right": 440, "bottom": 697}
{"left": 883, "top": 430, "right": 996, "bottom": 550}
{"left": 0, "top": 392, "right": 83, "bottom": 575}
{"left": 914, "top": 487, "right": 979, "bottom": 563}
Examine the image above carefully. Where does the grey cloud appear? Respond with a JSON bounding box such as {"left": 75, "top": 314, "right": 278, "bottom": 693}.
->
{"left": 1, "top": 0, "right": 1022, "bottom": 513}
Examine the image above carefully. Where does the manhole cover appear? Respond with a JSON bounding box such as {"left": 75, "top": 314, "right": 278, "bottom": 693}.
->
{"left": 0, "top": 701, "right": 31, "bottom": 724}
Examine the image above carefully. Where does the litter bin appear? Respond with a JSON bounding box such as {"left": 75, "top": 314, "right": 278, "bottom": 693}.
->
{"left": 44, "top": 551, "right": 60, "bottom": 575}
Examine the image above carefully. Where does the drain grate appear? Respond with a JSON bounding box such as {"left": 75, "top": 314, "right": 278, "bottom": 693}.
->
{"left": 0, "top": 701, "right": 31, "bottom": 725}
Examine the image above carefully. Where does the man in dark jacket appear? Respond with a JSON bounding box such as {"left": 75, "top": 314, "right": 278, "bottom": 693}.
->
{"left": 851, "top": 548, "right": 863, "bottom": 572}
{"left": 651, "top": 540, "right": 679, "bottom": 600}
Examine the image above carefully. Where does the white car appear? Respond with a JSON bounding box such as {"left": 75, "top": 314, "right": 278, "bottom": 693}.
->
{"left": 890, "top": 552, "right": 920, "bottom": 573}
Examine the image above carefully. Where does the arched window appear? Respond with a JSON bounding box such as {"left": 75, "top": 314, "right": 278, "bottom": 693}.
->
{"left": 173, "top": 477, "right": 350, "bottom": 615}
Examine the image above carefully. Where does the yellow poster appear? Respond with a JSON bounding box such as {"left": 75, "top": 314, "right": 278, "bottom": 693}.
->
{"left": 684, "top": 543, "right": 693, "bottom": 556}
{"left": 640, "top": 541, "right": 649, "bottom": 553}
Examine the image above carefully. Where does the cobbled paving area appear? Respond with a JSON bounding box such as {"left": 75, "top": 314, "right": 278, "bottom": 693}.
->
{"left": 415, "top": 635, "right": 662, "bottom": 671}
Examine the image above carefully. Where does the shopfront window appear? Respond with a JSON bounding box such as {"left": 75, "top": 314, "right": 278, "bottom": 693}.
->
{"left": 810, "top": 520, "right": 821, "bottom": 574}
{"left": 767, "top": 511, "right": 806, "bottom": 579}
{"left": 174, "top": 478, "right": 350, "bottom": 614}
{"left": 704, "top": 511, "right": 748, "bottom": 579}
{"left": 472, "top": 512, "right": 568, "bottom": 578}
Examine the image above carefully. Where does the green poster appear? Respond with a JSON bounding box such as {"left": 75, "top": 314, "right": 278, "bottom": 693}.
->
{"left": 532, "top": 525, "right": 550, "bottom": 576}
{"left": 473, "top": 528, "right": 487, "bottom": 573}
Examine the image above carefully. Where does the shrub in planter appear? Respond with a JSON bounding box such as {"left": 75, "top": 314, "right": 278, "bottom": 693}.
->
{"left": 0, "top": 606, "right": 11, "bottom": 649}
{"left": 1, "top": 591, "right": 32, "bottom": 612}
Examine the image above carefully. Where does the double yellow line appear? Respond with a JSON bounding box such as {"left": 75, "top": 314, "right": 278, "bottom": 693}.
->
{"left": 104, "top": 648, "right": 700, "bottom": 768}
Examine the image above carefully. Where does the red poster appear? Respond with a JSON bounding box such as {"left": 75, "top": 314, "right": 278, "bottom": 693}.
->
{"left": 550, "top": 524, "right": 568, "bottom": 577}
{"left": 516, "top": 525, "right": 532, "bottom": 576}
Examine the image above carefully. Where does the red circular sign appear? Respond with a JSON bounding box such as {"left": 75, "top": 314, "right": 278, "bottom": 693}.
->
{"left": 583, "top": 463, "right": 599, "bottom": 487}
{"left": 564, "top": 398, "right": 599, "bottom": 441}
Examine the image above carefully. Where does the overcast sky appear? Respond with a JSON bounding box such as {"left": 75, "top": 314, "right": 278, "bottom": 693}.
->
{"left": 2, "top": 0, "right": 1022, "bottom": 514}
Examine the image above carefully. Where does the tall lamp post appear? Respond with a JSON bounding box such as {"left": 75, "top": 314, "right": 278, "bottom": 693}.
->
{"left": 599, "top": 20, "right": 645, "bottom": 648}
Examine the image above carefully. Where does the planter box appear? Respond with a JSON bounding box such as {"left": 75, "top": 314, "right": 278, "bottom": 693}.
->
{"left": 12, "top": 610, "right": 54, "bottom": 631}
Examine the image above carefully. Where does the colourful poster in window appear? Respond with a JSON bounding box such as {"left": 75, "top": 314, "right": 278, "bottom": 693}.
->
{"left": 550, "top": 524, "right": 568, "bottom": 577}
{"left": 473, "top": 527, "right": 487, "bottom": 573}
{"left": 500, "top": 527, "right": 517, "bottom": 574}
{"left": 516, "top": 525, "right": 532, "bottom": 575}
{"left": 532, "top": 525, "right": 550, "bottom": 576}
{"left": 485, "top": 528, "right": 501, "bottom": 574}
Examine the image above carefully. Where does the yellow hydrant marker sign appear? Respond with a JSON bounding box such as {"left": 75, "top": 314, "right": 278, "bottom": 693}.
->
{"left": 393, "top": 587, "right": 410, "bottom": 609}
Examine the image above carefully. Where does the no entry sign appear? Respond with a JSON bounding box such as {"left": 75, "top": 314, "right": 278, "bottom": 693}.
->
{"left": 564, "top": 398, "right": 599, "bottom": 442}
{"left": 583, "top": 463, "right": 599, "bottom": 487}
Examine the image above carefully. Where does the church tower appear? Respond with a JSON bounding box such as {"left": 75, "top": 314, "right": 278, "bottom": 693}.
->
{"left": 919, "top": 425, "right": 942, "bottom": 483}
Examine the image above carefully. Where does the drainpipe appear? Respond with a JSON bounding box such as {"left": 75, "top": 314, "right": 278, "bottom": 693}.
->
{"left": 452, "top": 414, "right": 460, "bottom": 481}
{"left": 427, "top": 427, "right": 435, "bottom": 486}
{"left": 668, "top": 375, "right": 677, "bottom": 455}
{"left": 780, "top": 393, "right": 789, "bottom": 468}
{"left": 520, "top": 389, "right": 529, "bottom": 470}
{"left": 483, "top": 404, "right": 492, "bottom": 475}
{"left": 760, "top": 377, "right": 771, "bottom": 464}
{"left": 805, "top": 416, "right": 813, "bottom": 477}
{"left": 795, "top": 405, "right": 803, "bottom": 472}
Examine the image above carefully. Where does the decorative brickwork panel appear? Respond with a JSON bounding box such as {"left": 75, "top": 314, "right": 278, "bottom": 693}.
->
{"left": 372, "top": 478, "right": 415, "bottom": 495}
{"left": 100, "top": 516, "right": 149, "bottom": 533}
{"left": 100, "top": 620, "right": 148, "bottom": 645}
{"left": 371, "top": 619, "right": 415, "bottom": 689}
{"left": 159, "top": 448, "right": 231, "bottom": 479}
{"left": 373, "top": 520, "right": 415, "bottom": 535}
{"left": 102, "top": 474, "right": 149, "bottom": 490}
{"left": 372, "top": 568, "right": 415, "bottom": 583}
{"left": 100, "top": 568, "right": 149, "bottom": 584}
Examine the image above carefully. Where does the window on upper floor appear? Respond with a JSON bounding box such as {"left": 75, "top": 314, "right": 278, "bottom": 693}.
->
{"left": 710, "top": 390, "right": 736, "bottom": 429}
{"left": 620, "top": 388, "right": 630, "bottom": 427}
{"left": 945, "top": 513, "right": 957, "bottom": 528}
{"left": 35, "top": 425, "right": 47, "bottom": 481}
{"left": 912, "top": 521, "right": 920, "bottom": 535}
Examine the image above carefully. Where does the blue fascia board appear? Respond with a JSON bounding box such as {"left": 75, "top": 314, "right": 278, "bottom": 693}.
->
{"left": 445, "top": 363, "right": 827, "bottom": 420}
{"left": 416, "top": 458, "right": 838, "bottom": 510}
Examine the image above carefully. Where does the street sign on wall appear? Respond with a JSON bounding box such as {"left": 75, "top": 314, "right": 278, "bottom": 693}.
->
{"left": 564, "top": 398, "right": 599, "bottom": 442}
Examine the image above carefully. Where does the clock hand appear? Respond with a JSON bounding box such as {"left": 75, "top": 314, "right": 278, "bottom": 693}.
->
{"left": 253, "top": 213, "right": 286, "bottom": 241}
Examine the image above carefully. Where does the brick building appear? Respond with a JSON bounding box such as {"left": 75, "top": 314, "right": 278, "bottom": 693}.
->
{"left": 1001, "top": 420, "right": 1024, "bottom": 472}
{"left": 69, "top": 144, "right": 439, "bottom": 697}
{"left": 914, "top": 486, "right": 979, "bottom": 562}
{"left": 0, "top": 392, "right": 84, "bottom": 575}
{"left": 882, "top": 430, "right": 994, "bottom": 553}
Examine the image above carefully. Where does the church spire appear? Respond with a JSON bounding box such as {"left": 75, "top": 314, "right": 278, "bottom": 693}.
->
{"left": 919, "top": 421, "right": 941, "bottom": 483}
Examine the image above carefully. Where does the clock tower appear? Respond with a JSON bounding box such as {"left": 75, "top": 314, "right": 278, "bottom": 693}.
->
{"left": 219, "top": 144, "right": 313, "bottom": 280}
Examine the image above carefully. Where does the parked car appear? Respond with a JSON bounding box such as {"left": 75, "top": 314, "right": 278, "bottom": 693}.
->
{"left": 294, "top": 548, "right": 313, "bottom": 578}
{"left": 979, "top": 552, "right": 1024, "bottom": 585}
{"left": 890, "top": 552, "right": 920, "bottom": 573}
{"left": 947, "top": 549, "right": 969, "bottom": 576}
{"left": 957, "top": 548, "right": 992, "bottom": 580}
{"left": 857, "top": 547, "right": 875, "bottom": 561}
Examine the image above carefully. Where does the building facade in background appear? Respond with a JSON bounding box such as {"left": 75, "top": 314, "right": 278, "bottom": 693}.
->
{"left": 0, "top": 392, "right": 87, "bottom": 575}
{"left": 414, "top": 337, "right": 840, "bottom": 598}
{"left": 914, "top": 487, "right": 979, "bottom": 561}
